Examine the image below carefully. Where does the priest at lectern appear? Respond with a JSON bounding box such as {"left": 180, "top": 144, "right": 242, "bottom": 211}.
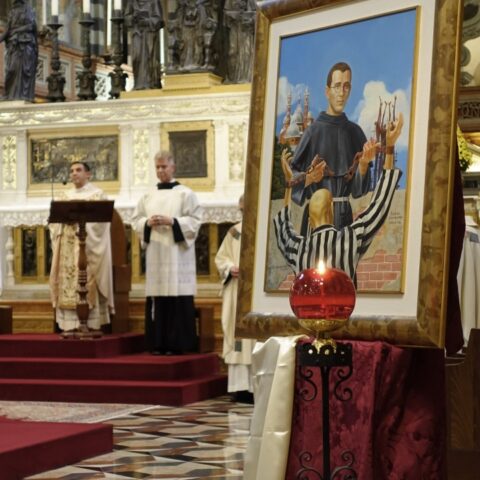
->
{"left": 49, "top": 161, "right": 115, "bottom": 333}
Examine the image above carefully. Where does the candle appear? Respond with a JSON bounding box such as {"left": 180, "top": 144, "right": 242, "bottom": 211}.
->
{"left": 42, "top": 0, "right": 47, "bottom": 24}
{"left": 289, "top": 265, "right": 356, "bottom": 338}
{"left": 51, "top": 0, "right": 58, "bottom": 16}
{"left": 114, "top": 0, "right": 122, "bottom": 10}
{"left": 160, "top": 28, "right": 165, "bottom": 65}
{"left": 83, "top": 0, "right": 90, "bottom": 14}
{"left": 107, "top": 5, "right": 112, "bottom": 45}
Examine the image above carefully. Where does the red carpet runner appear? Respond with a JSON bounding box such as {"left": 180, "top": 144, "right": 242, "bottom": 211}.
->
{"left": 0, "top": 419, "right": 112, "bottom": 480}
{"left": 0, "top": 333, "right": 227, "bottom": 405}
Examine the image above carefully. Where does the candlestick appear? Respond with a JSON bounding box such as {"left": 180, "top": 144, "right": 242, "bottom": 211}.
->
{"left": 108, "top": 10, "right": 127, "bottom": 98}
{"left": 46, "top": 18, "right": 66, "bottom": 102}
{"left": 83, "top": 0, "right": 90, "bottom": 14}
{"left": 77, "top": 16, "right": 97, "bottom": 100}
{"left": 51, "top": 0, "right": 58, "bottom": 16}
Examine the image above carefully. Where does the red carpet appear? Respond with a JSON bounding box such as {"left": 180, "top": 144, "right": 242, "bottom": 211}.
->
{"left": 0, "top": 334, "right": 227, "bottom": 405}
{"left": 0, "top": 420, "right": 112, "bottom": 480}
{"left": 0, "top": 333, "right": 144, "bottom": 358}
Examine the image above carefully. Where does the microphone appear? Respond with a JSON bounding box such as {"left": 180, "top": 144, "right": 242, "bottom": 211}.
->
{"left": 61, "top": 162, "right": 69, "bottom": 185}
{"left": 51, "top": 162, "right": 55, "bottom": 200}
{"left": 48, "top": 162, "right": 55, "bottom": 224}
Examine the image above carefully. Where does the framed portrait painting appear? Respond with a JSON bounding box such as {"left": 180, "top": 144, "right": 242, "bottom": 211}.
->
{"left": 237, "top": 0, "right": 462, "bottom": 348}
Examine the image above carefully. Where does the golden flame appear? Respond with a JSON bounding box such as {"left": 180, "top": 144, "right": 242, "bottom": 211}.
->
{"left": 317, "top": 260, "right": 326, "bottom": 274}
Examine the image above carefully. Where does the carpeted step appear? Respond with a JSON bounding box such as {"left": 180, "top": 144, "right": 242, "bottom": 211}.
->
{"left": 0, "top": 375, "right": 227, "bottom": 406}
{"left": 0, "top": 421, "right": 112, "bottom": 479}
{"left": 0, "top": 352, "right": 220, "bottom": 381}
{"left": 0, "top": 333, "right": 145, "bottom": 358}
{"left": 0, "top": 333, "right": 228, "bottom": 406}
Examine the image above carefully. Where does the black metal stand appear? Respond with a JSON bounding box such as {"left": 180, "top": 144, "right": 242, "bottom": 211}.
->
{"left": 77, "top": 14, "right": 97, "bottom": 101}
{"left": 46, "top": 17, "right": 66, "bottom": 102}
{"left": 109, "top": 10, "right": 127, "bottom": 99}
{"left": 295, "top": 341, "right": 357, "bottom": 480}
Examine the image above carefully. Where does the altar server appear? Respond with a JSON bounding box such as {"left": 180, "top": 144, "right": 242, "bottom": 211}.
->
{"left": 215, "top": 195, "right": 255, "bottom": 402}
{"left": 132, "top": 151, "right": 202, "bottom": 354}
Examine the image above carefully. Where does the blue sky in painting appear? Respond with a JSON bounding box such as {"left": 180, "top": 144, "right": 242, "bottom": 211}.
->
{"left": 275, "top": 8, "right": 417, "bottom": 188}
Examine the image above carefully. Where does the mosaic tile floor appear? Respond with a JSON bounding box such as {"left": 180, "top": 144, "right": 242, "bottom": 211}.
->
{"left": 25, "top": 396, "right": 253, "bottom": 479}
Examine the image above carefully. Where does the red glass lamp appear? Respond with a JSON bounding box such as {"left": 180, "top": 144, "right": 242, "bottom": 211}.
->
{"left": 289, "top": 261, "right": 356, "bottom": 348}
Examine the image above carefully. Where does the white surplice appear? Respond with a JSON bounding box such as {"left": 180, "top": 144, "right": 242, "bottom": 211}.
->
{"left": 132, "top": 183, "right": 202, "bottom": 297}
{"left": 215, "top": 222, "right": 255, "bottom": 392}
{"left": 457, "top": 217, "right": 480, "bottom": 342}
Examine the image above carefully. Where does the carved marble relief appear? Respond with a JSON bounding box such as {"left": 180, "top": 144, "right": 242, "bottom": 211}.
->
{"left": 132, "top": 128, "right": 151, "bottom": 185}
{"left": 2, "top": 135, "right": 17, "bottom": 189}
{"left": 228, "top": 122, "right": 245, "bottom": 181}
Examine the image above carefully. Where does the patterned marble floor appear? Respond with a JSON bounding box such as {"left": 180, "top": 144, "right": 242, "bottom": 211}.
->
{"left": 25, "top": 396, "right": 253, "bottom": 479}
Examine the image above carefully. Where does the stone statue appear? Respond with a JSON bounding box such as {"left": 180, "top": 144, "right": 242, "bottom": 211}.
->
{"left": 180, "top": 0, "right": 203, "bottom": 71}
{"left": 167, "top": 0, "right": 219, "bottom": 74}
{"left": 125, "top": 0, "right": 164, "bottom": 90}
{"left": 0, "top": 0, "right": 38, "bottom": 101}
{"left": 224, "top": 0, "right": 256, "bottom": 83}
{"left": 201, "top": 4, "right": 217, "bottom": 70}
{"left": 166, "top": 16, "right": 180, "bottom": 72}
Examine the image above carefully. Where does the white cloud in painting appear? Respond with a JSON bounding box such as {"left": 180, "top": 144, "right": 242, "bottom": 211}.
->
{"left": 277, "top": 76, "right": 310, "bottom": 115}
{"left": 353, "top": 80, "right": 411, "bottom": 150}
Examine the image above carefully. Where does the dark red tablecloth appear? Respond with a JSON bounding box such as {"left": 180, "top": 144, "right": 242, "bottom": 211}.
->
{"left": 285, "top": 340, "right": 446, "bottom": 479}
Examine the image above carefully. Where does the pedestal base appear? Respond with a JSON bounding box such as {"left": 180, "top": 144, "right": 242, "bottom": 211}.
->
{"left": 163, "top": 72, "right": 223, "bottom": 90}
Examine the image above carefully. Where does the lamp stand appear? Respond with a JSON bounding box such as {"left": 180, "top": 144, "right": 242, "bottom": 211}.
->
{"left": 295, "top": 341, "right": 358, "bottom": 480}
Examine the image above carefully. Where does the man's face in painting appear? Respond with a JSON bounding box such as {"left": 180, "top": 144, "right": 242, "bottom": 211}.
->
{"left": 325, "top": 68, "right": 352, "bottom": 116}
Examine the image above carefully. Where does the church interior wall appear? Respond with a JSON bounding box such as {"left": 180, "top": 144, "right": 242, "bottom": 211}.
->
{"left": 0, "top": 88, "right": 250, "bottom": 295}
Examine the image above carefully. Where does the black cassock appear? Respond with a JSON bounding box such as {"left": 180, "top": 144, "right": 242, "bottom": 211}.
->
{"left": 291, "top": 111, "right": 370, "bottom": 232}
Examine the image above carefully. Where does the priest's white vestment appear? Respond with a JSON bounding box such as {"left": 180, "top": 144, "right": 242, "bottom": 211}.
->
{"left": 49, "top": 182, "right": 114, "bottom": 331}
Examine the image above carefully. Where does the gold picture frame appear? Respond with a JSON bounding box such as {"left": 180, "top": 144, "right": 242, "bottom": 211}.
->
{"left": 236, "top": 0, "right": 462, "bottom": 348}
{"left": 28, "top": 126, "right": 120, "bottom": 196}
{"left": 160, "top": 121, "right": 215, "bottom": 191}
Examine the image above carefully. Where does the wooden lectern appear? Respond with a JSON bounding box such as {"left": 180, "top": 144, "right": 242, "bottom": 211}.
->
{"left": 49, "top": 200, "right": 114, "bottom": 339}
